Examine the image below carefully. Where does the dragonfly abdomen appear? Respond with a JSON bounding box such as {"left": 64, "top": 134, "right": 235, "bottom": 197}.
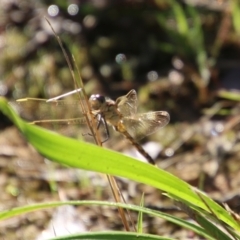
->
{"left": 115, "top": 122, "right": 156, "bottom": 165}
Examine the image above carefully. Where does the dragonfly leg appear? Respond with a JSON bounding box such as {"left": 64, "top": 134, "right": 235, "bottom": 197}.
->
{"left": 99, "top": 116, "right": 109, "bottom": 143}
{"left": 81, "top": 113, "right": 102, "bottom": 137}
{"left": 82, "top": 113, "right": 110, "bottom": 144}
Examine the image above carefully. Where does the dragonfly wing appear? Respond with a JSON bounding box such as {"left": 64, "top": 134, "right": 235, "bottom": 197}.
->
{"left": 115, "top": 89, "right": 138, "bottom": 116}
{"left": 122, "top": 111, "right": 170, "bottom": 140}
{"left": 10, "top": 98, "right": 90, "bottom": 134}
{"left": 9, "top": 98, "right": 93, "bottom": 138}
{"left": 13, "top": 98, "right": 85, "bottom": 121}
{"left": 29, "top": 118, "right": 88, "bottom": 137}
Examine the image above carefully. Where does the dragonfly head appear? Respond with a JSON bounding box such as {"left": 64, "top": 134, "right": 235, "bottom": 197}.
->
{"left": 89, "top": 94, "right": 106, "bottom": 110}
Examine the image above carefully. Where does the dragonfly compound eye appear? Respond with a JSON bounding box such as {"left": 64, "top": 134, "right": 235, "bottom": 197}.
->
{"left": 89, "top": 94, "right": 106, "bottom": 110}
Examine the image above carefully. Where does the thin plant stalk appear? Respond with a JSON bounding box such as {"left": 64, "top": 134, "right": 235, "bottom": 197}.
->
{"left": 45, "top": 17, "right": 134, "bottom": 231}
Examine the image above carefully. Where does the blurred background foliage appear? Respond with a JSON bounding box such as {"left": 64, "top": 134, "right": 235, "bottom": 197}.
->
{"left": 2, "top": 0, "right": 239, "bottom": 122}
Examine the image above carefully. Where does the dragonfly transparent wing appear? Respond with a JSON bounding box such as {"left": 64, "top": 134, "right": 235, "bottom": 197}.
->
{"left": 13, "top": 98, "right": 85, "bottom": 121}
{"left": 11, "top": 98, "right": 89, "bottom": 136}
{"left": 116, "top": 89, "right": 138, "bottom": 117}
{"left": 122, "top": 111, "right": 170, "bottom": 140}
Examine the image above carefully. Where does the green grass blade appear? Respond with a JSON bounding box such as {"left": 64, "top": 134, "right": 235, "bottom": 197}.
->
{"left": 0, "top": 200, "right": 214, "bottom": 239}
{"left": 232, "top": 0, "right": 240, "bottom": 35}
{"left": 49, "top": 231, "right": 172, "bottom": 240}
{"left": 137, "top": 193, "right": 145, "bottom": 233}
{"left": 171, "top": 0, "right": 188, "bottom": 35}
{"left": 218, "top": 90, "right": 240, "bottom": 101}
{"left": 175, "top": 201, "right": 234, "bottom": 240}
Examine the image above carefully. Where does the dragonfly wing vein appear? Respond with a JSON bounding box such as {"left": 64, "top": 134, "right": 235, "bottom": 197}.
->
{"left": 122, "top": 111, "right": 170, "bottom": 140}
{"left": 15, "top": 99, "right": 85, "bottom": 121}
{"left": 116, "top": 89, "right": 138, "bottom": 116}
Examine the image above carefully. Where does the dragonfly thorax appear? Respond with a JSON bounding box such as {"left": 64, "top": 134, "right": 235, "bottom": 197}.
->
{"left": 88, "top": 93, "right": 122, "bottom": 126}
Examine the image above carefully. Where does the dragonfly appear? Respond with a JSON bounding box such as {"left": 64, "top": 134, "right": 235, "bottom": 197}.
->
{"left": 15, "top": 89, "right": 170, "bottom": 165}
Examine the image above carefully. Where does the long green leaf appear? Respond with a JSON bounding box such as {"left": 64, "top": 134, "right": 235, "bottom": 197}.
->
{"left": 49, "top": 231, "right": 172, "bottom": 240}
{"left": 0, "top": 200, "right": 213, "bottom": 239}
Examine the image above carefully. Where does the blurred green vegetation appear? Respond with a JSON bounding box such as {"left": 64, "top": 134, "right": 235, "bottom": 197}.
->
{"left": 1, "top": 0, "right": 239, "bottom": 123}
